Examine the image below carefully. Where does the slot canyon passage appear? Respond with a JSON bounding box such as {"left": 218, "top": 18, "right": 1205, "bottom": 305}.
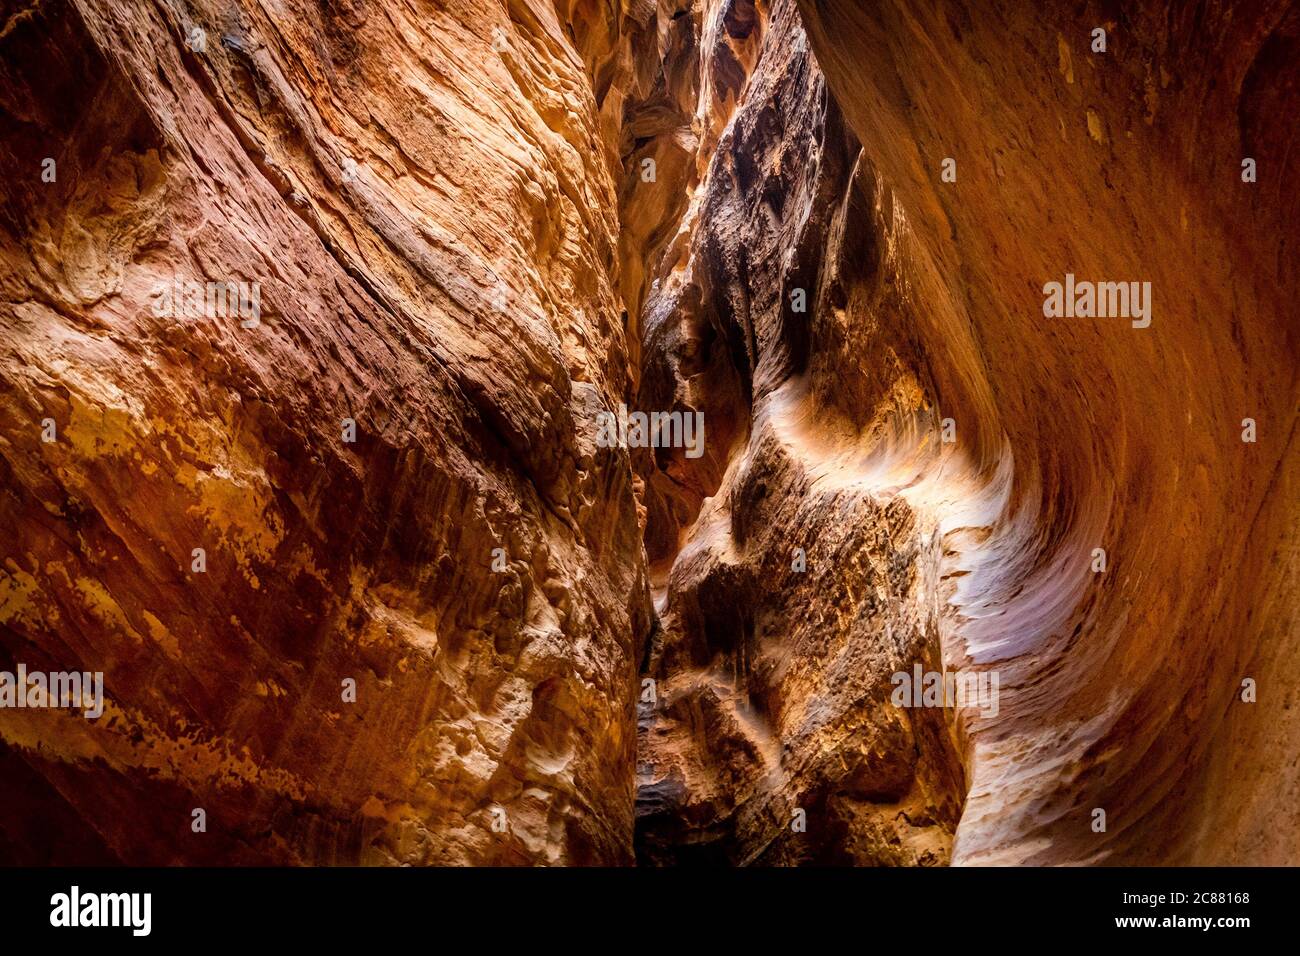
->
{"left": 0, "top": 0, "right": 1296, "bottom": 867}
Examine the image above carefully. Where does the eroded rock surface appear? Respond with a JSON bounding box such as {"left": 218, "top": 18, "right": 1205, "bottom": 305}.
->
{"left": 631, "top": 0, "right": 965, "bottom": 865}
{"left": 1, "top": 0, "right": 1296, "bottom": 867}
{"left": 0, "top": 0, "right": 655, "bottom": 865}
{"left": 793, "top": 0, "right": 1300, "bottom": 864}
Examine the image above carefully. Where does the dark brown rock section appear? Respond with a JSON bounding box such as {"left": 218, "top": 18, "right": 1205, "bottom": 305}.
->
{"left": 633, "top": 0, "right": 966, "bottom": 865}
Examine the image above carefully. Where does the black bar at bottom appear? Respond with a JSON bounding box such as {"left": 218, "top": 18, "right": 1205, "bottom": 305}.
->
{"left": 0, "top": 866, "right": 1282, "bottom": 941}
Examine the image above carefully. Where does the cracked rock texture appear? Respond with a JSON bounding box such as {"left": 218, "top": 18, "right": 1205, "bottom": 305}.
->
{"left": 1, "top": 0, "right": 1297, "bottom": 867}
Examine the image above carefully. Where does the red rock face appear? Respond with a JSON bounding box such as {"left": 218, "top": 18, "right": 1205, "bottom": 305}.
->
{"left": 792, "top": 0, "right": 1300, "bottom": 864}
{"left": 0, "top": 0, "right": 1296, "bottom": 867}
{"left": 0, "top": 0, "right": 652, "bottom": 865}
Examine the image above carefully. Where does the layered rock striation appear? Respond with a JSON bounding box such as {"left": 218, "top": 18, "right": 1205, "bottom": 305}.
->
{"left": 791, "top": 0, "right": 1300, "bottom": 864}
{"left": 0, "top": 0, "right": 1295, "bottom": 866}
{"left": 1, "top": 0, "right": 653, "bottom": 865}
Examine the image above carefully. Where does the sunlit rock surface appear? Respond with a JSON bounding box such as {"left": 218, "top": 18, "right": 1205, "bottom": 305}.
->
{"left": 793, "top": 0, "right": 1300, "bottom": 864}
{"left": 0, "top": 0, "right": 653, "bottom": 865}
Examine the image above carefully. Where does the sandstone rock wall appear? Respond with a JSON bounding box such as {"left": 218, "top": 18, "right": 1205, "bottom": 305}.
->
{"left": 794, "top": 0, "right": 1300, "bottom": 864}
{"left": 1, "top": 0, "right": 1295, "bottom": 866}
{"left": 0, "top": 0, "right": 653, "bottom": 865}
{"left": 631, "top": 0, "right": 966, "bottom": 865}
